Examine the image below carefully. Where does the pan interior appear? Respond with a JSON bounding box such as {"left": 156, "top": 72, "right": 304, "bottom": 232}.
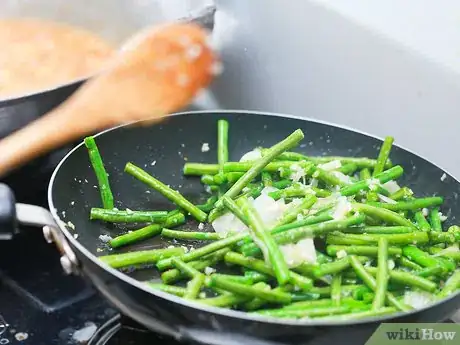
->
{"left": 51, "top": 111, "right": 460, "bottom": 288}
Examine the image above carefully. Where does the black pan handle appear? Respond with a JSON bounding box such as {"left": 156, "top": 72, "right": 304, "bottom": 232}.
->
{"left": 0, "top": 183, "right": 17, "bottom": 240}
{"left": 178, "top": 327, "right": 289, "bottom": 345}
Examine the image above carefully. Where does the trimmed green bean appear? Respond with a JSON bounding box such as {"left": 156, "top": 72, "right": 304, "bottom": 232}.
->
{"left": 90, "top": 208, "right": 168, "bottom": 223}
{"left": 438, "top": 270, "right": 460, "bottom": 298}
{"left": 313, "top": 256, "right": 369, "bottom": 277}
{"left": 326, "top": 245, "right": 402, "bottom": 257}
{"left": 209, "top": 275, "right": 292, "bottom": 304}
{"left": 196, "top": 196, "right": 219, "bottom": 212}
{"left": 367, "top": 197, "right": 443, "bottom": 211}
{"left": 339, "top": 163, "right": 358, "bottom": 175}
{"left": 185, "top": 274, "right": 205, "bottom": 299}
{"left": 365, "top": 267, "right": 437, "bottom": 292}
{"left": 398, "top": 257, "right": 423, "bottom": 271}
{"left": 372, "top": 238, "right": 389, "bottom": 310}
{"left": 340, "top": 166, "right": 404, "bottom": 196}
{"left": 326, "top": 231, "right": 429, "bottom": 246}
{"left": 402, "top": 246, "right": 450, "bottom": 273}
{"left": 221, "top": 195, "right": 249, "bottom": 225}
{"left": 236, "top": 196, "right": 290, "bottom": 285}
{"left": 315, "top": 307, "right": 397, "bottom": 321}
{"left": 348, "top": 255, "right": 410, "bottom": 311}
{"left": 125, "top": 162, "right": 207, "bottom": 222}
{"left": 389, "top": 187, "right": 413, "bottom": 201}
{"left": 373, "top": 136, "right": 394, "bottom": 176}
{"left": 224, "top": 252, "right": 312, "bottom": 291}
{"left": 341, "top": 226, "right": 414, "bottom": 234}
{"left": 429, "top": 208, "right": 443, "bottom": 232}
{"left": 414, "top": 211, "right": 431, "bottom": 231}
{"left": 254, "top": 305, "right": 351, "bottom": 318}
{"left": 217, "top": 119, "right": 229, "bottom": 173}
{"left": 99, "top": 247, "right": 185, "bottom": 269}
{"left": 84, "top": 136, "right": 114, "bottom": 209}
{"left": 161, "top": 229, "right": 224, "bottom": 241}
{"left": 352, "top": 203, "right": 416, "bottom": 228}
{"left": 331, "top": 274, "right": 342, "bottom": 306}
{"left": 146, "top": 283, "right": 187, "bottom": 297}
{"left": 275, "top": 195, "right": 317, "bottom": 227}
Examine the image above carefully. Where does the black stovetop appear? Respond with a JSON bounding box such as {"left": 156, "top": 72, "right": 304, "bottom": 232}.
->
{"left": 0, "top": 166, "right": 181, "bottom": 345}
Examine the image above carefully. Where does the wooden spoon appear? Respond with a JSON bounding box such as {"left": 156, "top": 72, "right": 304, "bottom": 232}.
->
{"left": 0, "top": 22, "right": 219, "bottom": 177}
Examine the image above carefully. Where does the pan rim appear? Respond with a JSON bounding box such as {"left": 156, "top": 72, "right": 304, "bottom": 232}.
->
{"left": 48, "top": 109, "right": 460, "bottom": 328}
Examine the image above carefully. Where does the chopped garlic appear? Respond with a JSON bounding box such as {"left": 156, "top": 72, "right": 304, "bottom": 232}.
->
{"left": 201, "top": 143, "right": 210, "bottom": 152}
{"left": 318, "top": 160, "right": 341, "bottom": 171}
{"left": 332, "top": 171, "right": 352, "bottom": 185}
{"left": 198, "top": 223, "right": 204, "bottom": 230}
{"left": 367, "top": 178, "right": 381, "bottom": 191}
{"left": 440, "top": 173, "right": 447, "bottom": 181}
{"left": 422, "top": 208, "right": 429, "bottom": 217}
{"left": 67, "top": 221, "right": 75, "bottom": 230}
{"left": 332, "top": 196, "right": 352, "bottom": 220}
{"left": 289, "top": 164, "right": 306, "bottom": 182}
{"left": 150, "top": 160, "right": 157, "bottom": 166}
{"left": 240, "top": 149, "right": 262, "bottom": 162}
{"left": 336, "top": 249, "right": 348, "bottom": 259}
{"left": 204, "top": 267, "right": 216, "bottom": 275}
{"left": 99, "top": 234, "right": 112, "bottom": 243}
{"left": 125, "top": 208, "right": 133, "bottom": 214}
{"left": 378, "top": 194, "right": 397, "bottom": 204}
{"left": 439, "top": 212, "right": 447, "bottom": 222}
{"left": 387, "top": 259, "right": 395, "bottom": 270}
{"left": 382, "top": 181, "right": 401, "bottom": 194}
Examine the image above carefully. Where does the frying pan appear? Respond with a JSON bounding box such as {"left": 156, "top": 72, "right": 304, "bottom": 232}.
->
{"left": 1, "top": 110, "right": 459, "bottom": 345}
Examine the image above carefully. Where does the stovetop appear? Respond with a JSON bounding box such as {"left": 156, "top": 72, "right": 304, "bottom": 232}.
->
{"left": 0, "top": 166, "right": 183, "bottom": 345}
{"left": 0, "top": 162, "right": 459, "bottom": 345}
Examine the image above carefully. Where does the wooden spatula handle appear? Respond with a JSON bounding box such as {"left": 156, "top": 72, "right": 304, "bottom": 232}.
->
{"left": 0, "top": 22, "right": 218, "bottom": 177}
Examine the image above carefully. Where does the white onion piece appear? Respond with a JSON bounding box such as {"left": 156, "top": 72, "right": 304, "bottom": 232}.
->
{"left": 332, "top": 171, "right": 353, "bottom": 185}
{"left": 280, "top": 238, "right": 317, "bottom": 268}
{"left": 382, "top": 181, "right": 401, "bottom": 194}
{"left": 318, "top": 160, "right": 342, "bottom": 171}
{"left": 378, "top": 194, "right": 398, "bottom": 204}
{"left": 433, "top": 243, "right": 459, "bottom": 257}
{"left": 403, "top": 291, "right": 434, "bottom": 309}
{"left": 332, "top": 196, "right": 352, "bottom": 220}
{"left": 240, "top": 149, "right": 262, "bottom": 162}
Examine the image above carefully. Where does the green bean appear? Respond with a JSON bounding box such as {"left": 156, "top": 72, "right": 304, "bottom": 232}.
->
{"left": 367, "top": 197, "right": 443, "bottom": 212}
{"left": 160, "top": 248, "right": 229, "bottom": 284}
{"left": 255, "top": 305, "right": 352, "bottom": 318}
{"left": 360, "top": 168, "right": 371, "bottom": 180}
{"left": 242, "top": 282, "right": 274, "bottom": 310}
{"left": 241, "top": 214, "right": 366, "bottom": 257}
{"left": 236, "top": 196, "right": 291, "bottom": 285}
{"left": 271, "top": 179, "right": 292, "bottom": 189}
{"left": 340, "top": 166, "right": 404, "bottom": 196}
{"left": 185, "top": 274, "right": 206, "bottom": 299}
{"left": 402, "top": 246, "right": 451, "bottom": 273}
{"left": 326, "top": 231, "right": 429, "bottom": 246}
{"left": 109, "top": 212, "right": 184, "bottom": 248}
{"left": 90, "top": 208, "right": 168, "bottom": 223}
{"left": 208, "top": 130, "right": 306, "bottom": 218}
{"left": 307, "top": 156, "right": 392, "bottom": 169}
{"left": 170, "top": 257, "right": 203, "bottom": 278}
{"left": 414, "top": 211, "right": 431, "bottom": 231}
{"left": 428, "top": 246, "right": 460, "bottom": 262}
{"left": 161, "top": 229, "right": 224, "bottom": 241}
{"left": 316, "top": 250, "right": 334, "bottom": 263}
{"left": 331, "top": 274, "right": 342, "bottom": 306}
{"left": 156, "top": 232, "right": 247, "bottom": 270}
{"left": 372, "top": 238, "right": 389, "bottom": 310}
{"left": 217, "top": 119, "right": 229, "bottom": 173}
{"left": 352, "top": 203, "right": 416, "bottom": 228}
{"left": 244, "top": 270, "right": 271, "bottom": 283}
{"left": 209, "top": 275, "right": 292, "bottom": 304}
{"left": 429, "top": 231, "right": 460, "bottom": 245}
{"left": 146, "top": 283, "right": 187, "bottom": 297}
{"left": 315, "top": 307, "right": 397, "bottom": 321}
{"left": 309, "top": 284, "right": 364, "bottom": 297}
{"left": 313, "top": 256, "right": 369, "bottom": 277}
{"left": 326, "top": 245, "right": 402, "bottom": 257}
{"left": 373, "top": 136, "right": 394, "bottom": 176}
{"left": 275, "top": 195, "right": 317, "bottom": 227}
{"left": 84, "top": 136, "right": 114, "bottom": 209}
{"left": 429, "top": 208, "right": 442, "bottom": 232}
{"left": 341, "top": 226, "right": 414, "bottom": 234}
{"left": 438, "top": 270, "right": 460, "bottom": 298}
{"left": 389, "top": 187, "right": 414, "bottom": 201}
{"left": 352, "top": 285, "right": 372, "bottom": 301}
{"left": 198, "top": 293, "right": 250, "bottom": 307}
{"left": 364, "top": 267, "right": 437, "bottom": 292}
{"left": 200, "top": 175, "right": 216, "bottom": 185}
{"left": 415, "top": 266, "right": 443, "bottom": 278}
{"left": 212, "top": 274, "right": 254, "bottom": 285}
{"left": 125, "top": 163, "right": 207, "bottom": 222}
{"left": 282, "top": 299, "right": 333, "bottom": 310}
{"left": 196, "top": 196, "right": 218, "bottom": 212}
{"left": 339, "top": 163, "right": 358, "bottom": 175}
{"left": 269, "top": 212, "right": 334, "bottom": 237}
{"left": 312, "top": 168, "right": 348, "bottom": 187}
{"left": 221, "top": 195, "right": 249, "bottom": 225}
{"left": 185, "top": 161, "right": 312, "bottom": 176}
{"left": 348, "top": 255, "right": 410, "bottom": 311}
{"left": 398, "top": 257, "right": 423, "bottom": 271}
{"left": 261, "top": 171, "right": 272, "bottom": 187}
{"left": 268, "top": 186, "right": 318, "bottom": 201}
{"left": 99, "top": 247, "right": 185, "bottom": 269}
{"left": 224, "top": 252, "right": 313, "bottom": 291}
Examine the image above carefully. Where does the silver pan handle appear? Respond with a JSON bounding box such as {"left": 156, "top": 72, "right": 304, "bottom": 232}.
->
{"left": 0, "top": 182, "right": 79, "bottom": 274}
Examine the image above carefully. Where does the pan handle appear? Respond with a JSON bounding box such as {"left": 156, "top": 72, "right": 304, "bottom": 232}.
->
{"left": 178, "top": 327, "right": 290, "bottom": 345}
{"left": 0, "top": 182, "right": 79, "bottom": 274}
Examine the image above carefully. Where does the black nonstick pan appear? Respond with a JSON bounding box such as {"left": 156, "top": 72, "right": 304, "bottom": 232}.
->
{"left": 1, "top": 110, "right": 459, "bottom": 345}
